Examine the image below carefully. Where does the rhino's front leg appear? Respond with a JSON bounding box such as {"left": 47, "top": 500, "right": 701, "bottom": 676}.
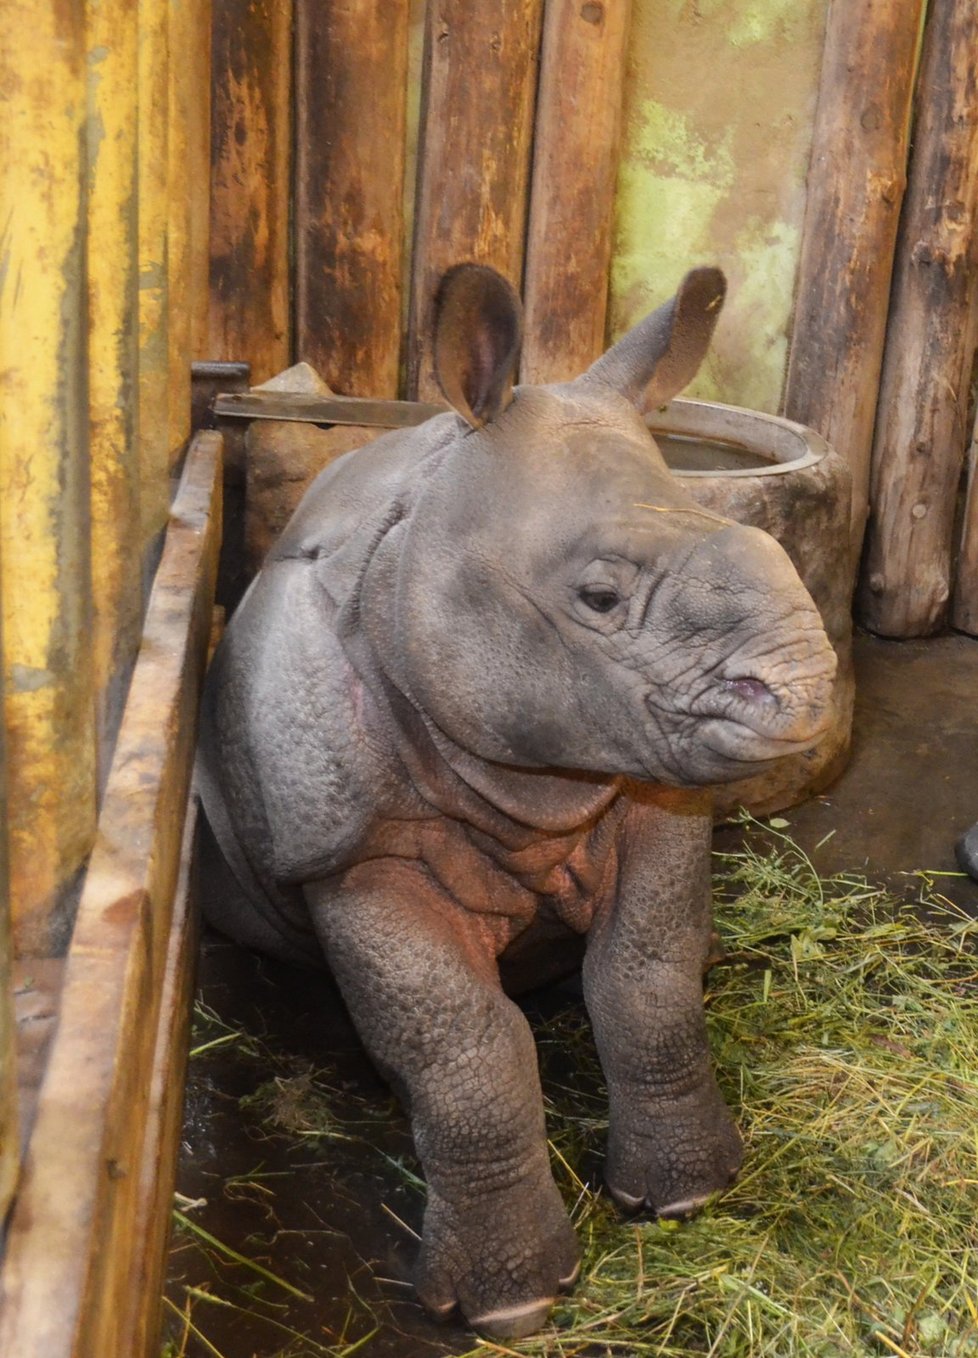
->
{"left": 304, "top": 861, "right": 579, "bottom": 1339}
{"left": 583, "top": 787, "right": 742, "bottom": 1216}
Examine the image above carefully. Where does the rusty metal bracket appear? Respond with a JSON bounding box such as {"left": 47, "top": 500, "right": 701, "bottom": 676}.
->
{"left": 212, "top": 389, "right": 446, "bottom": 430}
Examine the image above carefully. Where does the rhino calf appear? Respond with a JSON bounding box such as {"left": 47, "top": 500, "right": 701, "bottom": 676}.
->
{"left": 197, "top": 264, "right": 837, "bottom": 1338}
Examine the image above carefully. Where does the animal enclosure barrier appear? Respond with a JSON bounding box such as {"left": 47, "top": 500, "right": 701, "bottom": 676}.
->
{"left": 0, "top": 0, "right": 976, "bottom": 1354}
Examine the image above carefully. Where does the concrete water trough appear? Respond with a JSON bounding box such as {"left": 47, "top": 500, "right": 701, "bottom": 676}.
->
{"left": 650, "top": 398, "right": 855, "bottom": 817}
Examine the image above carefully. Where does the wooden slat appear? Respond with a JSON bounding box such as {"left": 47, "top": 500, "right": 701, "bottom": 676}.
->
{"left": 166, "top": 0, "right": 195, "bottom": 468}
{"left": 138, "top": 0, "right": 172, "bottom": 562}
{"left": 858, "top": 0, "right": 978, "bottom": 636}
{"left": 407, "top": 0, "right": 545, "bottom": 401}
{"left": 209, "top": 0, "right": 292, "bottom": 383}
{"left": 295, "top": 0, "right": 409, "bottom": 397}
{"left": 0, "top": 546, "right": 14, "bottom": 1223}
{"left": 520, "top": 0, "right": 632, "bottom": 384}
{"left": 120, "top": 802, "right": 201, "bottom": 1358}
{"left": 782, "top": 0, "right": 924, "bottom": 568}
{"left": 952, "top": 409, "right": 978, "bottom": 636}
{"left": 87, "top": 0, "right": 143, "bottom": 783}
{"left": 0, "top": 433, "right": 222, "bottom": 1358}
{"left": 188, "top": 0, "right": 214, "bottom": 363}
{"left": 0, "top": 0, "right": 96, "bottom": 955}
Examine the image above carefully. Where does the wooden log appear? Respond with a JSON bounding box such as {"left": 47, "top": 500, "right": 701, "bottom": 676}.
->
{"left": 209, "top": 0, "right": 292, "bottom": 384}
{"left": 87, "top": 0, "right": 143, "bottom": 782}
{"left": 407, "top": 0, "right": 545, "bottom": 401}
{"left": 951, "top": 407, "right": 978, "bottom": 636}
{"left": 138, "top": 0, "right": 172, "bottom": 563}
{"left": 783, "top": 0, "right": 924, "bottom": 569}
{"left": 858, "top": 0, "right": 978, "bottom": 636}
{"left": 295, "top": 0, "right": 409, "bottom": 397}
{"left": 0, "top": 433, "right": 221, "bottom": 1358}
{"left": 0, "top": 0, "right": 96, "bottom": 955}
{"left": 520, "top": 0, "right": 632, "bottom": 384}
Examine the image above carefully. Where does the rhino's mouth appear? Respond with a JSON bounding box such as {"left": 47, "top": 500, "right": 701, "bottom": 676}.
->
{"left": 684, "top": 671, "right": 832, "bottom": 762}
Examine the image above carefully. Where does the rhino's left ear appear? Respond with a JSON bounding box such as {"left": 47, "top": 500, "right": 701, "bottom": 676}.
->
{"left": 582, "top": 267, "right": 725, "bottom": 413}
{"left": 433, "top": 264, "right": 522, "bottom": 429}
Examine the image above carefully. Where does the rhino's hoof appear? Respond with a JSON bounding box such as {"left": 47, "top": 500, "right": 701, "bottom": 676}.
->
{"left": 606, "top": 1182, "right": 715, "bottom": 1220}
{"left": 955, "top": 824, "right": 978, "bottom": 882}
{"left": 471, "top": 1297, "right": 556, "bottom": 1340}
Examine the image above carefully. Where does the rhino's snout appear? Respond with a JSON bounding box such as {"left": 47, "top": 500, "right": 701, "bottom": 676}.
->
{"left": 689, "top": 640, "right": 837, "bottom": 764}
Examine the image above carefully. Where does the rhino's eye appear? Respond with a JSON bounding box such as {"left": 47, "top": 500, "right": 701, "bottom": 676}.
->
{"left": 578, "top": 586, "right": 621, "bottom": 614}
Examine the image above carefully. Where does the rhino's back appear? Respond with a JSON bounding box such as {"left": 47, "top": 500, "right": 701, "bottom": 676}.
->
{"left": 197, "top": 415, "right": 460, "bottom": 954}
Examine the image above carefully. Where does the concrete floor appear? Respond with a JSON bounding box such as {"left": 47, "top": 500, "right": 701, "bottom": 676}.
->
{"left": 164, "top": 629, "right": 978, "bottom": 1357}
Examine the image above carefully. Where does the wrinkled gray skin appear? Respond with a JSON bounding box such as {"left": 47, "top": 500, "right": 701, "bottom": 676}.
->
{"left": 197, "top": 265, "right": 837, "bottom": 1339}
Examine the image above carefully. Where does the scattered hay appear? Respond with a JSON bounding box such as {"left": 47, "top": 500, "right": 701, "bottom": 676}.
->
{"left": 485, "top": 827, "right": 978, "bottom": 1358}
{"left": 168, "top": 827, "right": 978, "bottom": 1357}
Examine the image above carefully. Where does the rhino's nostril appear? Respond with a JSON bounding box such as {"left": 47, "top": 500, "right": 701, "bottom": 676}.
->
{"left": 721, "top": 676, "right": 777, "bottom": 707}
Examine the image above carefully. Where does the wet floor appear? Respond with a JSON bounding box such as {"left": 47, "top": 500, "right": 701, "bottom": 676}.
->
{"left": 164, "top": 630, "right": 978, "bottom": 1357}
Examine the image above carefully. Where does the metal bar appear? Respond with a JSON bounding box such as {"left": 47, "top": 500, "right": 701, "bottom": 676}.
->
{"left": 213, "top": 390, "right": 446, "bottom": 430}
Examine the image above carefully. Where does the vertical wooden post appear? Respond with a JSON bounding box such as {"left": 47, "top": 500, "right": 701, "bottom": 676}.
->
{"left": 0, "top": 0, "right": 96, "bottom": 955}
{"left": 189, "top": 0, "right": 215, "bottom": 363}
{"left": 295, "top": 0, "right": 410, "bottom": 397}
{"left": 783, "top": 0, "right": 924, "bottom": 568}
{"left": 0, "top": 566, "right": 16, "bottom": 1225}
{"left": 87, "top": 0, "right": 143, "bottom": 781}
{"left": 167, "top": 0, "right": 195, "bottom": 470}
{"left": 209, "top": 0, "right": 292, "bottom": 384}
{"left": 858, "top": 0, "right": 978, "bottom": 636}
{"left": 138, "top": 0, "right": 172, "bottom": 565}
{"left": 952, "top": 408, "right": 978, "bottom": 636}
{"left": 407, "top": 0, "right": 545, "bottom": 401}
{"left": 520, "top": 0, "right": 632, "bottom": 384}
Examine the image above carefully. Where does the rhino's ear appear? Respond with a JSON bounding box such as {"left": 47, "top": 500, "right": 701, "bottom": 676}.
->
{"left": 433, "top": 264, "right": 522, "bottom": 429}
{"left": 583, "top": 267, "right": 725, "bottom": 413}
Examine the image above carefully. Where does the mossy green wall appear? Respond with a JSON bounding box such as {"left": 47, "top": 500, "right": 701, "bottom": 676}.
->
{"left": 611, "top": 0, "right": 829, "bottom": 412}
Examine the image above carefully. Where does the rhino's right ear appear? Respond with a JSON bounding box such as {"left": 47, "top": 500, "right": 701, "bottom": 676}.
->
{"left": 582, "top": 267, "right": 725, "bottom": 413}
{"left": 433, "top": 264, "right": 522, "bottom": 429}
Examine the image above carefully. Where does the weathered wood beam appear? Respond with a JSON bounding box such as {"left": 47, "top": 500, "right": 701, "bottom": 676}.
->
{"left": 0, "top": 0, "right": 96, "bottom": 955}
{"left": 521, "top": 0, "right": 632, "bottom": 384}
{"left": 783, "top": 0, "right": 925, "bottom": 569}
{"left": 858, "top": 0, "right": 978, "bottom": 636}
{"left": 951, "top": 406, "right": 978, "bottom": 636}
{"left": 407, "top": 0, "right": 545, "bottom": 401}
{"left": 138, "top": 0, "right": 172, "bottom": 560}
{"left": 87, "top": 0, "right": 142, "bottom": 783}
{"left": 188, "top": 0, "right": 215, "bottom": 365}
{"left": 0, "top": 432, "right": 221, "bottom": 1358}
{"left": 295, "top": 0, "right": 409, "bottom": 397}
{"left": 209, "top": 0, "right": 292, "bottom": 384}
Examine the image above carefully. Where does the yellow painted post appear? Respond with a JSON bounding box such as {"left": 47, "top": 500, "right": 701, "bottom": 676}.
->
{"left": 167, "top": 0, "right": 193, "bottom": 467}
{"left": 138, "top": 0, "right": 171, "bottom": 567}
{"left": 0, "top": 0, "right": 96, "bottom": 955}
{"left": 87, "top": 0, "right": 143, "bottom": 780}
{"left": 0, "top": 565, "right": 17, "bottom": 1224}
{"left": 188, "top": 0, "right": 214, "bottom": 362}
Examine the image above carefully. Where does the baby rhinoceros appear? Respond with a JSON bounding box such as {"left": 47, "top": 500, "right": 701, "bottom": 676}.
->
{"left": 197, "top": 264, "right": 837, "bottom": 1339}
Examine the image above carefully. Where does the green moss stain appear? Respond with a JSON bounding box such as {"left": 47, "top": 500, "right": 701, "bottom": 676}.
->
{"left": 611, "top": 0, "right": 827, "bottom": 412}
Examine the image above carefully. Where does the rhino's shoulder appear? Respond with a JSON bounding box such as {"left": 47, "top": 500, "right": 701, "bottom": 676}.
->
{"left": 269, "top": 412, "right": 458, "bottom": 565}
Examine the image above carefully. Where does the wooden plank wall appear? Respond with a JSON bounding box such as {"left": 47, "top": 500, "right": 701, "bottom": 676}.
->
{"left": 208, "top": 0, "right": 978, "bottom": 637}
